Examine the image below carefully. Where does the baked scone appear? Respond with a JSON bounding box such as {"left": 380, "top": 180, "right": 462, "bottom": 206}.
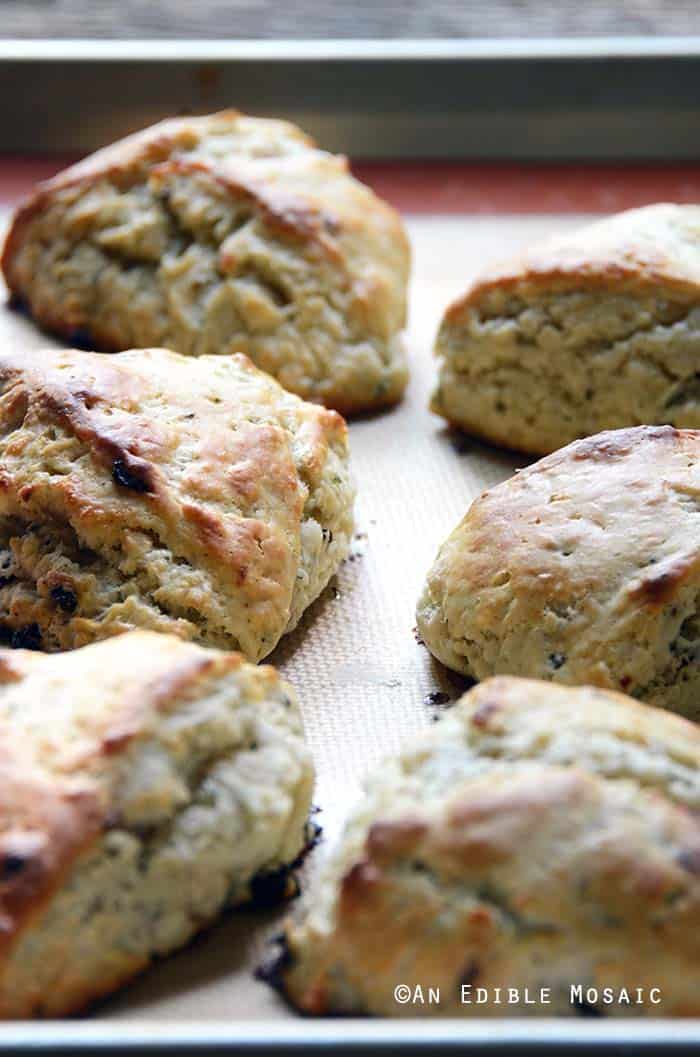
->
{"left": 431, "top": 204, "right": 700, "bottom": 454}
{"left": 417, "top": 425, "right": 700, "bottom": 718}
{"left": 0, "top": 345, "right": 354, "bottom": 660}
{"left": 2, "top": 110, "right": 410, "bottom": 414}
{"left": 0, "top": 630, "right": 314, "bottom": 1017}
{"left": 271, "top": 677, "right": 700, "bottom": 1017}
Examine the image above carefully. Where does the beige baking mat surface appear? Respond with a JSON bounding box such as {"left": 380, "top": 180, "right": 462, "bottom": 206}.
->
{"left": 0, "top": 211, "right": 590, "bottom": 1020}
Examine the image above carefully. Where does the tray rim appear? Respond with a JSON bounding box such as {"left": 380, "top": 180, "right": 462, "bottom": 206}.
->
{"left": 2, "top": 35, "right": 700, "bottom": 160}
{"left": 0, "top": 1018, "right": 698, "bottom": 1052}
{"left": 2, "top": 36, "right": 700, "bottom": 61}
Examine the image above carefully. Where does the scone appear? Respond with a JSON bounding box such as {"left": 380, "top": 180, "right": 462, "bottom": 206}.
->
{"left": 0, "top": 345, "right": 354, "bottom": 660}
{"left": 417, "top": 425, "right": 700, "bottom": 719}
{"left": 271, "top": 677, "right": 700, "bottom": 1017}
{"left": 431, "top": 204, "right": 700, "bottom": 454}
{"left": 2, "top": 110, "right": 410, "bottom": 414}
{"left": 0, "top": 630, "right": 314, "bottom": 1017}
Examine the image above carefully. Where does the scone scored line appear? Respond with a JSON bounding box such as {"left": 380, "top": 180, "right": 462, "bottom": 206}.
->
{"left": 432, "top": 204, "right": 700, "bottom": 454}
{"left": 0, "top": 346, "right": 354, "bottom": 660}
{"left": 418, "top": 424, "right": 700, "bottom": 719}
{"left": 271, "top": 677, "right": 700, "bottom": 1018}
{"left": 0, "top": 630, "right": 314, "bottom": 1018}
{"left": 1, "top": 109, "right": 410, "bottom": 415}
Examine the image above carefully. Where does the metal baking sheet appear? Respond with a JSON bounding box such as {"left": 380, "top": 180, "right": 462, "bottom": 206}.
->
{"left": 0, "top": 202, "right": 699, "bottom": 1052}
{"left": 1, "top": 37, "right": 700, "bottom": 160}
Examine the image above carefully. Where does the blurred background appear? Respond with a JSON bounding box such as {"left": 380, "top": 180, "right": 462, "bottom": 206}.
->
{"left": 1, "top": 0, "right": 699, "bottom": 206}
{"left": 2, "top": 0, "right": 698, "bottom": 39}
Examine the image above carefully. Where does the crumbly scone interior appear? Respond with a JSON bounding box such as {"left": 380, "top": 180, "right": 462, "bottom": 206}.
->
{"left": 6, "top": 114, "right": 409, "bottom": 411}
{"left": 0, "top": 638, "right": 314, "bottom": 1016}
{"left": 433, "top": 285, "right": 700, "bottom": 453}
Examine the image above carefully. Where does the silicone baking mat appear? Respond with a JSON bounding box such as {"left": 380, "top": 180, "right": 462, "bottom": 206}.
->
{"left": 0, "top": 189, "right": 698, "bottom": 1054}
{"left": 0, "top": 205, "right": 592, "bottom": 1022}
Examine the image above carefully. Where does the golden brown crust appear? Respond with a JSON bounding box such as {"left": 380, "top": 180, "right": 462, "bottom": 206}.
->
{"left": 0, "top": 345, "right": 354, "bottom": 660}
{"left": 445, "top": 204, "right": 700, "bottom": 323}
{"left": 0, "top": 758, "right": 102, "bottom": 964}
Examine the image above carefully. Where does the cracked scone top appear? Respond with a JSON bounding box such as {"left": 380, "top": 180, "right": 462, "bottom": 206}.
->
{"left": 418, "top": 425, "right": 700, "bottom": 719}
{"left": 273, "top": 677, "right": 700, "bottom": 1018}
{"left": 431, "top": 204, "right": 700, "bottom": 454}
{"left": 0, "top": 630, "right": 314, "bottom": 1017}
{"left": 0, "top": 345, "right": 354, "bottom": 660}
{"left": 1, "top": 110, "right": 410, "bottom": 414}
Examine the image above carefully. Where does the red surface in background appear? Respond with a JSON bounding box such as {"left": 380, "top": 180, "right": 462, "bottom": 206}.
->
{"left": 353, "top": 162, "right": 700, "bottom": 215}
{"left": 2, "top": 155, "right": 700, "bottom": 214}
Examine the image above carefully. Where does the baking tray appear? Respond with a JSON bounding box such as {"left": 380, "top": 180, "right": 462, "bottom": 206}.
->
{"left": 0, "top": 37, "right": 700, "bottom": 1056}
{"left": 0, "top": 204, "right": 698, "bottom": 1055}
{"left": 1, "top": 37, "right": 700, "bottom": 160}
